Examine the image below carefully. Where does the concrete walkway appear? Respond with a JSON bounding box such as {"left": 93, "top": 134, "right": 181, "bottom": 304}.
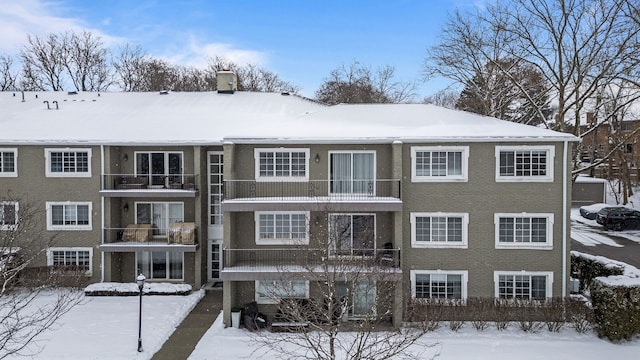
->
{"left": 152, "top": 289, "right": 222, "bottom": 360}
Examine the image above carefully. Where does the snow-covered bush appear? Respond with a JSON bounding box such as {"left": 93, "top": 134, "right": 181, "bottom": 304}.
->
{"left": 571, "top": 253, "right": 624, "bottom": 292}
{"left": 591, "top": 278, "right": 640, "bottom": 341}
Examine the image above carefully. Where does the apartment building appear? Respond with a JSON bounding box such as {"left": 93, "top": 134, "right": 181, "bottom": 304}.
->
{"left": 1, "top": 77, "right": 578, "bottom": 327}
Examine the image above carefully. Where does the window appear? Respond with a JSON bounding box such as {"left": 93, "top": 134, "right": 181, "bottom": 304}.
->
{"left": 47, "top": 247, "right": 92, "bottom": 275}
{"left": 329, "top": 214, "right": 375, "bottom": 256}
{"left": 45, "top": 148, "right": 91, "bottom": 177}
{"left": 208, "top": 152, "right": 223, "bottom": 225}
{"left": 411, "top": 212, "right": 468, "bottom": 248}
{"left": 254, "top": 148, "right": 309, "bottom": 181}
{"left": 411, "top": 270, "right": 468, "bottom": 300}
{"left": 625, "top": 144, "right": 634, "bottom": 154}
{"left": 495, "top": 213, "right": 553, "bottom": 249}
{"left": 255, "top": 280, "right": 309, "bottom": 304}
{"left": 135, "top": 151, "right": 183, "bottom": 186}
{"left": 621, "top": 122, "right": 634, "bottom": 132}
{"left": 0, "top": 201, "right": 18, "bottom": 230}
{"left": 330, "top": 151, "right": 375, "bottom": 194}
{"left": 135, "top": 202, "right": 184, "bottom": 236}
{"left": 46, "top": 202, "right": 92, "bottom": 230}
{"left": 494, "top": 272, "right": 553, "bottom": 300}
{"left": 255, "top": 211, "right": 309, "bottom": 245}
{"left": 0, "top": 148, "right": 17, "bottom": 177}
{"left": 137, "top": 251, "right": 183, "bottom": 280}
{"left": 411, "top": 146, "right": 468, "bottom": 182}
{"left": 495, "top": 146, "right": 553, "bottom": 182}
{"left": 337, "top": 280, "right": 376, "bottom": 317}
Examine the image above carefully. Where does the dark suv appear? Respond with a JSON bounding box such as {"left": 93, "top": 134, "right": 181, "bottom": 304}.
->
{"left": 596, "top": 207, "right": 640, "bottom": 230}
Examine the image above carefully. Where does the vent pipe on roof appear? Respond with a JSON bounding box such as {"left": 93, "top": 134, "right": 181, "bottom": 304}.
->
{"left": 216, "top": 70, "right": 237, "bottom": 94}
{"left": 53, "top": 100, "right": 59, "bottom": 110}
{"left": 43, "top": 100, "right": 49, "bottom": 109}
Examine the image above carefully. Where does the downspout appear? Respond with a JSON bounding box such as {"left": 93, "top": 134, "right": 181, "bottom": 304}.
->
{"left": 562, "top": 140, "right": 568, "bottom": 297}
{"left": 100, "top": 145, "right": 105, "bottom": 282}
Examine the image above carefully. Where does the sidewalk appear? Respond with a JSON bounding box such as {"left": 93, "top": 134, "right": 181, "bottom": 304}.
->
{"left": 152, "top": 289, "right": 222, "bottom": 360}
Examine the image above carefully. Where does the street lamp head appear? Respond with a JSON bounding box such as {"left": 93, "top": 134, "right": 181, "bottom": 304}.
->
{"left": 136, "top": 273, "right": 146, "bottom": 290}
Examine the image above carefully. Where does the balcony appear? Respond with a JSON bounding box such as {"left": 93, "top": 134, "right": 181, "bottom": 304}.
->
{"left": 222, "top": 179, "right": 402, "bottom": 212}
{"left": 99, "top": 174, "right": 198, "bottom": 198}
{"left": 99, "top": 224, "right": 198, "bottom": 252}
{"left": 221, "top": 248, "right": 401, "bottom": 281}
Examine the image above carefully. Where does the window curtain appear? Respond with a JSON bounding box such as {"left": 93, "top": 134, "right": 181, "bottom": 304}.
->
{"left": 331, "top": 153, "right": 351, "bottom": 193}
{"left": 353, "top": 153, "right": 374, "bottom": 194}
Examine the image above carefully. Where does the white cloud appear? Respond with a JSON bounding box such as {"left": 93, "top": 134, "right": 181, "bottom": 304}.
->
{"left": 0, "top": 0, "right": 121, "bottom": 54}
{"left": 160, "top": 34, "right": 268, "bottom": 69}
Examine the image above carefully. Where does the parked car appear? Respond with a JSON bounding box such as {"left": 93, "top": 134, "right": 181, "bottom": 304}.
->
{"left": 579, "top": 203, "right": 608, "bottom": 220}
{"left": 596, "top": 207, "right": 640, "bottom": 230}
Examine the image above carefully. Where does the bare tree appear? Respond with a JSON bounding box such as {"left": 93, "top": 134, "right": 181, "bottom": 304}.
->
{"left": 0, "top": 55, "right": 18, "bottom": 91}
{"left": 426, "top": 0, "right": 640, "bottom": 176}
{"left": 252, "top": 210, "right": 433, "bottom": 360}
{"left": 455, "top": 58, "right": 552, "bottom": 125}
{"left": 20, "top": 33, "right": 68, "bottom": 91}
{"left": 0, "top": 193, "right": 85, "bottom": 359}
{"left": 112, "top": 44, "right": 149, "bottom": 91}
{"left": 63, "top": 31, "right": 111, "bottom": 91}
{"left": 492, "top": 0, "right": 640, "bottom": 135}
{"left": 423, "top": 89, "right": 459, "bottom": 109}
{"left": 316, "top": 62, "right": 417, "bottom": 104}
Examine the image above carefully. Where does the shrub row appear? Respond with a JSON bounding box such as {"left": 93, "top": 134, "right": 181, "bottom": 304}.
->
{"left": 406, "top": 297, "right": 593, "bottom": 333}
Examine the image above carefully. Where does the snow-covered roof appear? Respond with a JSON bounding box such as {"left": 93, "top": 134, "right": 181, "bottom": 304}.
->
{"left": 0, "top": 91, "right": 578, "bottom": 145}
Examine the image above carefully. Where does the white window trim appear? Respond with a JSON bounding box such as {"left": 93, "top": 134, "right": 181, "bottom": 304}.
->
{"left": 328, "top": 150, "right": 377, "bottom": 195}
{"left": 493, "top": 271, "right": 554, "bottom": 299}
{"left": 44, "top": 148, "right": 92, "bottom": 178}
{"left": 0, "top": 201, "right": 18, "bottom": 230}
{"left": 410, "top": 212, "right": 469, "bottom": 248}
{"left": 254, "top": 148, "right": 310, "bottom": 182}
{"left": 494, "top": 213, "right": 554, "bottom": 250}
{"left": 495, "top": 145, "right": 554, "bottom": 182}
{"left": 255, "top": 211, "right": 310, "bottom": 245}
{"left": 410, "top": 270, "right": 469, "bottom": 300}
{"left": 46, "top": 247, "right": 93, "bottom": 276}
{"left": 255, "top": 280, "right": 310, "bottom": 304}
{"left": 46, "top": 201, "right": 92, "bottom": 231}
{"left": 411, "top": 146, "right": 469, "bottom": 182}
{"left": 0, "top": 148, "right": 18, "bottom": 177}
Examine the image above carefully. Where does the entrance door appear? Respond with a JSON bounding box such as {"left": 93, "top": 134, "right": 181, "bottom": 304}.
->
{"left": 330, "top": 152, "right": 375, "bottom": 194}
{"left": 208, "top": 239, "right": 222, "bottom": 281}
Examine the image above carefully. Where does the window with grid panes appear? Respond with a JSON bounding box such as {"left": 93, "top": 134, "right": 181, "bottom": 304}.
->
{"left": 46, "top": 149, "right": 90, "bottom": 176}
{"left": 256, "top": 212, "right": 309, "bottom": 244}
{"left": 0, "top": 149, "right": 17, "bottom": 176}
{"left": 411, "top": 213, "right": 468, "bottom": 248}
{"left": 255, "top": 149, "right": 309, "bottom": 180}
{"left": 497, "top": 274, "right": 548, "bottom": 300}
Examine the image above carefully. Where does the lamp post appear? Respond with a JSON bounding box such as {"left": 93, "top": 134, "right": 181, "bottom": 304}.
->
{"left": 136, "top": 273, "right": 146, "bottom": 352}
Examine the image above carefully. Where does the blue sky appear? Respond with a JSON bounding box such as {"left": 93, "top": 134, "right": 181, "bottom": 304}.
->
{"left": 0, "top": 0, "right": 482, "bottom": 98}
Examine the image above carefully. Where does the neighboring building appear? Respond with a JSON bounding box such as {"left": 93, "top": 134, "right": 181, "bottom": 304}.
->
{"left": 0, "top": 77, "right": 578, "bottom": 327}
{"left": 579, "top": 113, "right": 640, "bottom": 177}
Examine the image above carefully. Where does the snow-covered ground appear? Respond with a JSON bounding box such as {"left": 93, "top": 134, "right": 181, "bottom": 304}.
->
{"left": 190, "top": 313, "right": 639, "bottom": 360}
{"left": 3, "top": 288, "right": 204, "bottom": 360}
{"left": 4, "top": 283, "right": 639, "bottom": 360}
